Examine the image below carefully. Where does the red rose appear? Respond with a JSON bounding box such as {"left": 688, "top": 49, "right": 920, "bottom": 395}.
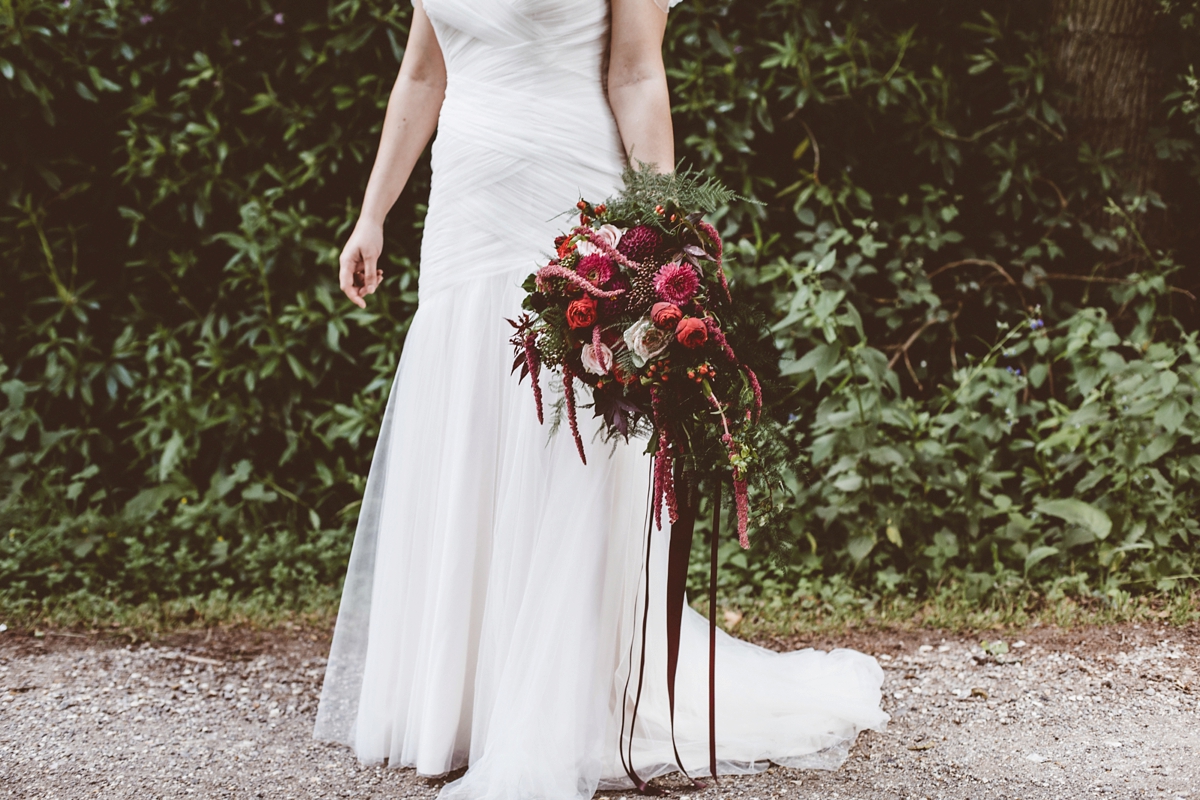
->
{"left": 651, "top": 302, "right": 682, "bottom": 329}
{"left": 566, "top": 296, "right": 597, "bottom": 329}
{"left": 675, "top": 317, "right": 708, "bottom": 349}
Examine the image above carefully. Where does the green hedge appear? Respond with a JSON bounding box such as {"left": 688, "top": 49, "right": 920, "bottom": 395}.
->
{"left": 2, "top": 0, "right": 1199, "bottom": 612}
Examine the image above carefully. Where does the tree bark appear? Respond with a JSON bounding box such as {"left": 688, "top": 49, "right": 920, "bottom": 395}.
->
{"left": 1049, "top": 0, "right": 1162, "bottom": 246}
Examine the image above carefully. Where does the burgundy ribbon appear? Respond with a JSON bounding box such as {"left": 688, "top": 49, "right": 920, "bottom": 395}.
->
{"left": 621, "top": 464, "right": 720, "bottom": 792}
{"left": 664, "top": 461, "right": 701, "bottom": 788}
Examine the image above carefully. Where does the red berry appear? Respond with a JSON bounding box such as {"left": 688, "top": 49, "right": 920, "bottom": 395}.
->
{"left": 577, "top": 200, "right": 587, "bottom": 210}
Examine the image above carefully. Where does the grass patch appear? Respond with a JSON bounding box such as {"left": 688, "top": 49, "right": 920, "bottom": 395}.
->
{"left": 700, "top": 585, "right": 1200, "bottom": 639}
{"left": 0, "top": 586, "right": 342, "bottom": 640}
{"left": 2, "top": 583, "right": 1197, "bottom": 642}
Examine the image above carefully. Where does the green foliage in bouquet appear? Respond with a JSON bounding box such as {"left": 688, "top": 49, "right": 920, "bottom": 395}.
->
{"left": 601, "top": 163, "right": 743, "bottom": 232}
{"left": 512, "top": 165, "right": 789, "bottom": 544}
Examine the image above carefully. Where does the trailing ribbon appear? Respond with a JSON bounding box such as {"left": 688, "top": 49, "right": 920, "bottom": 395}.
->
{"left": 664, "top": 461, "right": 702, "bottom": 788}
{"left": 620, "top": 464, "right": 721, "bottom": 793}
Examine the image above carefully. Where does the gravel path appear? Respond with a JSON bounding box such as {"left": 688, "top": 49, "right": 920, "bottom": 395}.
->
{"left": 2, "top": 622, "right": 1197, "bottom": 799}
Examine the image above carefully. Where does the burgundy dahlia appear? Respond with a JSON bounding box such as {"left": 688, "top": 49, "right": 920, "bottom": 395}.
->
{"left": 576, "top": 253, "right": 615, "bottom": 286}
{"left": 599, "top": 275, "right": 630, "bottom": 317}
{"left": 617, "top": 225, "right": 661, "bottom": 263}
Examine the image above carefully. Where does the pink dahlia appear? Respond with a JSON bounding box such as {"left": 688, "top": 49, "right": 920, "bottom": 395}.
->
{"left": 576, "top": 253, "right": 615, "bottom": 286}
{"left": 653, "top": 261, "right": 700, "bottom": 304}
{"left": 617, "top": 225, "right": 661, "bottom": 263}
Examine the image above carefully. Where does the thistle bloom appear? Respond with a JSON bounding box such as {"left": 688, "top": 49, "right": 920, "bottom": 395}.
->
{"left": 653, "top": 261, "right": 700, "bottom": 305}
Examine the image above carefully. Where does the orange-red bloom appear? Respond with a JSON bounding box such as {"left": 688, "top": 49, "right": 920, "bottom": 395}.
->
{"left": 675, "top": 316, "right": 708, "bottom": 349}
{"left": 566, "top": 296, "right": 597, "bottom": 329}
{"left": 651, "top": 302, "right": 682, "bottom": 329}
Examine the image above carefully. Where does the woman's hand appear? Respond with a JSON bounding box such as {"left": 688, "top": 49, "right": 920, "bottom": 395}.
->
{"left": 339, "top": 222, "right": 385, "bottom": 309}
{"left": 336, "top": 0, "right": 446, "bottom": 309}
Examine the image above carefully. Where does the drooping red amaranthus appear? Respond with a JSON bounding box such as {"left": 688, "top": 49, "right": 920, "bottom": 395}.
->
{"left": 704, "top": 318, "right": 739, "bottom": 364}
{"left": 697, "top": 220, "right": 723, "bottom": 259}
{"left": 648, "top": 387, "right": 678, "bottom": 529}
{"left": 536, "top": 264, "right": 626, "bottom": 299}
{"left": 563, "top": 365, "right": 586, "bottom": 465}
{"left": 733, "top": 478, "right": 750, "bottom": 549}
{"left": 743, "top": 365, "right": 763, "bottom": 423}
{"left": 663, "top": 449, "right": 679, "bottom": 525}
{"left": 652, "top": 433, "right": 669, "bottom": 530}
{"left": 714, "top": 261, "right": 732, "bottom": 305}
{"left": 721, "top": 432, "right": 750, "bottom": 548}
{"left": 525, "top": 332, "right": 543, "bottom": 424}
{"left": 696, "top": 220, "right": 732, "bottom": 304}
{"left": 573, "top": 226, "right": 642, "bottom": 272}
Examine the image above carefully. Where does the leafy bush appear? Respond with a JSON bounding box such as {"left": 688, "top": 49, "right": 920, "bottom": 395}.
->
{"left": 1, "top": 0, "right": 1198, "bottom": 613}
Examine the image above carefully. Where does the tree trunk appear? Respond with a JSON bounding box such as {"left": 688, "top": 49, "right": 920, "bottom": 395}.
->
{"left": 1049, "top": 0, "right": 1162, "bottom": 250}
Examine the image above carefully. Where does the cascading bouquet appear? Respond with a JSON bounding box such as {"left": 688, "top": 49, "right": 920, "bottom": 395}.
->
{"left": 509, "top": 166, "right": 771, "bottom": 547}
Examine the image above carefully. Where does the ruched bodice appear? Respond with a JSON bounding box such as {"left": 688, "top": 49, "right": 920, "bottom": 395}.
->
{"left": 315, "top": 5, "right": 888, "bottom": 800}
{"left": 419, "top": 0, "right": 624, "bottom": 300}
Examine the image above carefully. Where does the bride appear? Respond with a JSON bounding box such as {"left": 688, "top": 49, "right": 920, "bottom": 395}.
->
{"left": 314, "top": 1, "right": 888, "bottom": 798}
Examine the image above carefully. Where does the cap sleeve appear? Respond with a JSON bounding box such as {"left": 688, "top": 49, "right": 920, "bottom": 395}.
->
{"left": 651, "top": 0, "right": 683, "bottom": 11}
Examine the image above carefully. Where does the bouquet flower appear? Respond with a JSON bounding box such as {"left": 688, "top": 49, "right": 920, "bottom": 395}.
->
{"left": 510, "top": 167, "right": 769, "bottom": 547}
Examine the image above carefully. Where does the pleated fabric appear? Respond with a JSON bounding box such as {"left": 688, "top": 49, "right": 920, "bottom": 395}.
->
{"left": 314, "top": 2, "right": 888, "bottom": 798}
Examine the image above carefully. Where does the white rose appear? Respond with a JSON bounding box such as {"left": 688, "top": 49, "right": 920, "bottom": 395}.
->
{"left": 623, "top": 316, "right": 671, "bottom": 367}
{"left": 581, "top": 342, "right": 614, "bottom": 376}
{"left": 575, "top": 224, "right": 625, "bottom": 258}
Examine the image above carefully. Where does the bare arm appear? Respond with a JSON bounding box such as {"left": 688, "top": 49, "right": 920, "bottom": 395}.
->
{"left": 608, "top": 0, "right": 673, "bottom": 172}
{"left": 339, "top": 1, "right": 446, "bottom": 308}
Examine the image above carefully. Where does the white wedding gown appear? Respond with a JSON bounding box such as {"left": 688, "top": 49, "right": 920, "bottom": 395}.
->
{"left": 313, "top": 1, "right": 888, "bottom": 798}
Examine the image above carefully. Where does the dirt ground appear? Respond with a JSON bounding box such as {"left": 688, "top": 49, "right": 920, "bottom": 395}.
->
{"left": 2, "top": 622, "right": 1197, "bottom": 800}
